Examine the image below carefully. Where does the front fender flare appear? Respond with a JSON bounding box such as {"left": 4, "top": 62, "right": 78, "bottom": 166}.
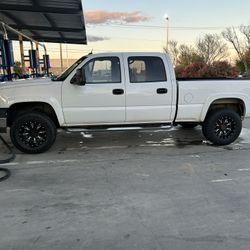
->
{"left": 7, "top": 97, "right": 65, "bottom": 126}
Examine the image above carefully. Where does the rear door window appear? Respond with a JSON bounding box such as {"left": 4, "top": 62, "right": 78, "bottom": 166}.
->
{"left": 128, "top": 56, "right": 167, "bottom": 83}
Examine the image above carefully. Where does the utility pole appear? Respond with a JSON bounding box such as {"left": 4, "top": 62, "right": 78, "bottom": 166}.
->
{"left": 164, "top": 14, "right": 170, "bottom": 52}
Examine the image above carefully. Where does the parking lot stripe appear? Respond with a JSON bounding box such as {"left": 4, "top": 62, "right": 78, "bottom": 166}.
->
{"left": 0, "top": 162, "right": 19, "bottom": 166}
{"left": 26, "top": 159, "right": 80, "bottom": 165}
{"left": 211, "top": 179, "right": 233, "bottom": 183}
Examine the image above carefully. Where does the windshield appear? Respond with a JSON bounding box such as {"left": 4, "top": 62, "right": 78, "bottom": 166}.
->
{"left": 53, "top": 55, "right": 88, "bottom": 81}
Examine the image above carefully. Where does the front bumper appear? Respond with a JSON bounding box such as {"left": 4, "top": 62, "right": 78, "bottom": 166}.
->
{"left": 0, "top": 109, "right": 8, "bottom": 133}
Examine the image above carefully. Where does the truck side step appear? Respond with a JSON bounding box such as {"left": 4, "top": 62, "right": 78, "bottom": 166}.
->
{"left": 66, "top": 124, "right": 173, "bottom": 133}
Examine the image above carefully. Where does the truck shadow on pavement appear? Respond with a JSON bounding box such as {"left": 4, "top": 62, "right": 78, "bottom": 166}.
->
{"left": 2, "top": 125, "right": 249, "bottom": 156}
{"left": 54, "top": 125, "right": 241, "bottom": 153}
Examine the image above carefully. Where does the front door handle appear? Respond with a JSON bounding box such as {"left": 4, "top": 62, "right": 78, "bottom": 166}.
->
{"left": 156, "top": 88, "right": 168, "bottom": 94}
{"left": 113, "top": 89, "right": 124, "bottom": 95}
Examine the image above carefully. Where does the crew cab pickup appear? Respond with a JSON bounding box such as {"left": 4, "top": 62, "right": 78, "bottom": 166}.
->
{"left": 0, "top": 52, "right": 249, "bottom": 153}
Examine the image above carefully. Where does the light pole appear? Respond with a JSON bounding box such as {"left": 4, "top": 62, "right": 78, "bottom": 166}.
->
{"left": 164, "top": 14, "right": 169, "bottom": 52}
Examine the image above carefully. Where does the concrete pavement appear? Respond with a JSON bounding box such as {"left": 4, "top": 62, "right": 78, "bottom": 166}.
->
{"left": 1, "top": 121, "right": 250, "bottom": 249}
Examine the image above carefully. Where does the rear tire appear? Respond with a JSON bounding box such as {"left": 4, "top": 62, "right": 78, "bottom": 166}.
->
{"left": 202, "top": 108, "right": 242, "bottom": 145}
{"left": 10, "top": 112, "right": 57, "bottom": 154}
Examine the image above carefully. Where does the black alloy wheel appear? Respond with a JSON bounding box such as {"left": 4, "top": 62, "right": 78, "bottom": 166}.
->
{"left": 202, "top": 108, "right": 242, "bottom": 145}
{"left": 10, "top": 112, "right": 57, "bottom": 154}
{"left": 214, "top": 115, "right": 236, "bottom": 139}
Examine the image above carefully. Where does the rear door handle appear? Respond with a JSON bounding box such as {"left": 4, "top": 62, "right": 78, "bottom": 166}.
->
{"left": 113, "top": 89, "right": 124, "bottom": 95}
{"left": 157, "top": 88, "right": 168, "bottom": 94}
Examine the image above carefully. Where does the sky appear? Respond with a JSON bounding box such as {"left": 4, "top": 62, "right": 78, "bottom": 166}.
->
{"left": 12, "top": 0, "right": 250, "bottom": 64}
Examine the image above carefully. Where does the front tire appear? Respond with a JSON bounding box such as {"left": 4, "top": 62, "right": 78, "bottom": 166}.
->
{"left": 202, "top": 108, "right": 242, "bottom": 145}
{"left": 10, "top": 112, "right": 57, "bottom": 154}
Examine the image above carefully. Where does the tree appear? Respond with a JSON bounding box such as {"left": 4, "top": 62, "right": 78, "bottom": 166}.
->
{"left": 239, "top": 25, "right": 250, "bottom": 49}
{"left": 197, "top": 34, "right": 228, "bottom": 65}
{"left": 236, "top": 50, "right": 250, "bottom": 74}
{"left": 178, "top": 44, "right": 203, "bottom": 67}
{"left": 165, "top": 40, "right": 203, "bottom": 67}
{"left": 165, "top": 34, "right": 238, "bottom": 78}
{"left": 168, "top": 40, "right": 179, "bottom": 65}
{"left": 222, "top": 27, "right": 250, "bottom": 75}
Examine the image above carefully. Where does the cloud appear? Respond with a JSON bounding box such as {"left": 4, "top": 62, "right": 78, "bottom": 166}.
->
{"left": 87, "top": 35, "right": 110, "bottom": 42}
{"left": 85, "top": 10, "right": 151, "bottom": 24}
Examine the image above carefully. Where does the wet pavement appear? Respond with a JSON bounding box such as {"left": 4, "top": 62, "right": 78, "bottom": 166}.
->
{"left": 1, "top": 120, "right": 250, "bottom": 249}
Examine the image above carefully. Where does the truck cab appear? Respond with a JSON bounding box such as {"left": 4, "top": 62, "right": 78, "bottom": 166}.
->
{"left": 61, "top": 52, "right": 177, "bottom": 126}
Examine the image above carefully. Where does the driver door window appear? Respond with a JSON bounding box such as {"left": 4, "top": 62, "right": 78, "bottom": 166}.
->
{"left": 83, "top": 57, "right": 121, "bottom": 84}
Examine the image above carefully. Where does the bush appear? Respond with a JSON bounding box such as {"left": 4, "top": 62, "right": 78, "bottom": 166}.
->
{"left": 174, "top": 65, "right": 185, "bottom": 78}
{"left": 209, "top": 61, "right": 240, "bottom": 77}
{"left": 13, "top": 61, "right": 23, "bottom": 75}
{"left": 179, "top": 62, "right": 206, "bottom": 78}
{"left": 177, "top": 61, "right": 239, "bottom": 78}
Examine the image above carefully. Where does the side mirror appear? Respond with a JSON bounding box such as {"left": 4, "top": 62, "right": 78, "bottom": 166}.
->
{"left": 70, "top": 68, "right": 86, "bottom": 85}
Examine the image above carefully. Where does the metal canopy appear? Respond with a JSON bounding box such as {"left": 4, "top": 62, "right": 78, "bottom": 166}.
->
{"left": 0, "top": 0, "right": 87, "bottom": 44}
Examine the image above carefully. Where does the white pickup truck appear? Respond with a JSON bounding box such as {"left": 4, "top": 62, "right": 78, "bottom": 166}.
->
{"left": 0, "top": 52, "right": 249, "bottom": 153}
